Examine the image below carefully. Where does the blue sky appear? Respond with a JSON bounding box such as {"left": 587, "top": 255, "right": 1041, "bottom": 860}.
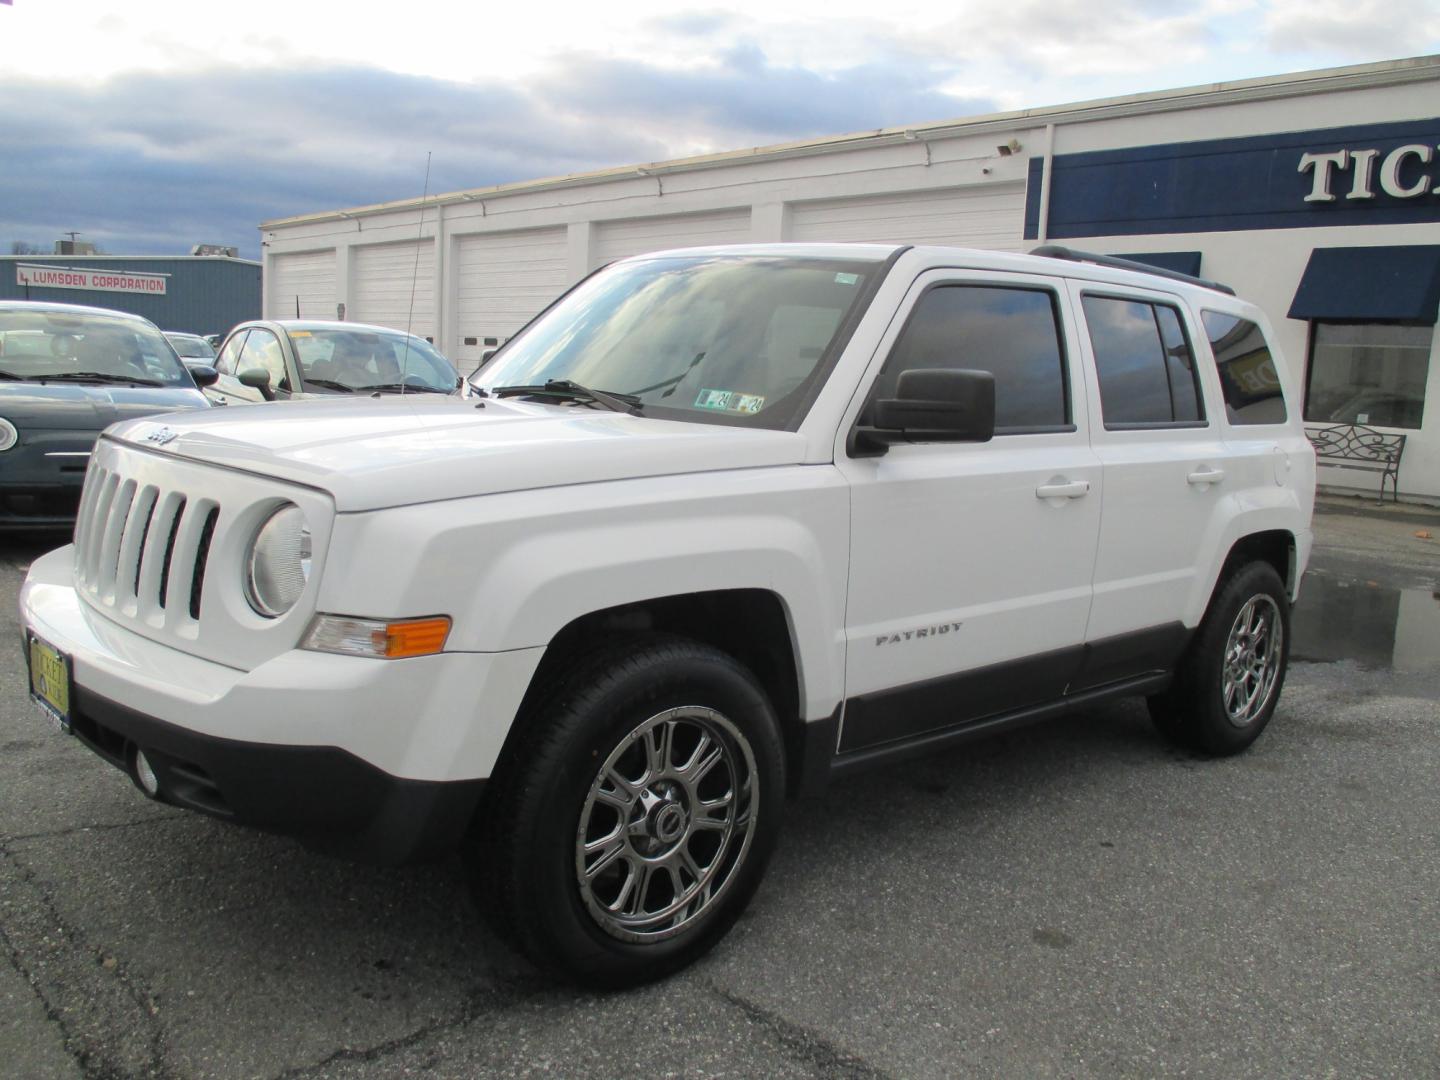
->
{"left": 3, "top": 0, "right": 1436, "bottom": 260}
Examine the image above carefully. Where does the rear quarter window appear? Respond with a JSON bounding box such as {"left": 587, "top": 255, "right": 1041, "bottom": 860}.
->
{"left": 1201, "top": 311, "right": 1288, "bottom": 425}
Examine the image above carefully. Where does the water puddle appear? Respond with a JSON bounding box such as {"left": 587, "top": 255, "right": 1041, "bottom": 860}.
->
{"left": 1291, "top": 574, "right": 1440, "bottom": 672}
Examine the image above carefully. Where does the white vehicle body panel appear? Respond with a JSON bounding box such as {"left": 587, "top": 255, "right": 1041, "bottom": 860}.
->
{"left": 18, "top": 242, "right": 1316, "bottom": 861}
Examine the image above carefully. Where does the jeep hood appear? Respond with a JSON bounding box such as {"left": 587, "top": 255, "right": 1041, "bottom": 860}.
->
{"left": 106, "top": 396, "right": 808, "bottom": 511}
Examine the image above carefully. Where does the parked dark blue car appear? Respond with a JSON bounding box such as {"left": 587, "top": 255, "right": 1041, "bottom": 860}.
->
{"left": 0, "top": 302, "right": 215, "bottom": 530}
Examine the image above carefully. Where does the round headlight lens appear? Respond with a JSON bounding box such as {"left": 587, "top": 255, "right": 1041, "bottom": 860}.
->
{"left": 244, "top": 504, "right": 312, "bottom": 618}
{"left": 0, "top": 418, "right": 17, "bottom": 452}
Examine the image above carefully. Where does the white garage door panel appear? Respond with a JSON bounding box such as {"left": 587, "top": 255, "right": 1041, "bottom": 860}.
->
{"left": 594, "top": 209, "right": 752, "bottom": 267}
{"left": 268, "top": 250, "right": 336, "bottom": 320}
{"left": 455, "top": 228, "right": 569, "bottom": 352}
{"left": 351, "top": 240, "right": 435, "bottom": 340}
{"left": 790, "top": 185, "right": 1026, "bottom": 251}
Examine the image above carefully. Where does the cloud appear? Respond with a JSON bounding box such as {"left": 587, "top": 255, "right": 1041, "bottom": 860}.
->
{"left": 0, "top": 50, "right": 994, "bottom": 259}
{"left": 1262, "top": 0, "right": 1440, "bottom": 56}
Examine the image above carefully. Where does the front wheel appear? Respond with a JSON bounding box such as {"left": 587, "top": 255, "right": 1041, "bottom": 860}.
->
{"left": 470, "top": 637, "right": 785, "bottom": 987}
{"left": 1149, "top": 561, "right": 1291, "bottom": 755}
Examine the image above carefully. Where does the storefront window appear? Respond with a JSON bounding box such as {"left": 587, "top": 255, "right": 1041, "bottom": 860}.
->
{"left": 1305, "top": 323, "right": 1433, "bottom": 430}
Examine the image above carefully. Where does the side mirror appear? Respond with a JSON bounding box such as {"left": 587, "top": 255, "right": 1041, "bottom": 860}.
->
{"left": 852, "top": 368, "right": 995, "bottom": 456}
{"left": 237, "top": 367, "right": 276, "bottom": 401}
{"left": 189, "top": 364, "right": 219, "bottom": 388}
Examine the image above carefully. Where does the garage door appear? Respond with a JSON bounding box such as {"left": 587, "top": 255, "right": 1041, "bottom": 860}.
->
{"left": 267, "top": 250, "right": 337, "bottom": 320}
{"left": 454, "top": 227, "right": 570, "bottom": 365}
{"left": 593, "top": 209, "right": 752, "bottom": 268}
{"left": 350, "top": 240, "right": 435, "bottom": 340}
{"left": 790, "top": 185, "right": 1026, "bottom": 251}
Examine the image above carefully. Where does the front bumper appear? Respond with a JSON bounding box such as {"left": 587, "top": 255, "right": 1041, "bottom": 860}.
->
{"left": 64, "top": 687, "right": 485, "bottom": 863}
{"left": 20, "top": 544, "right": 546, "bottom": 863}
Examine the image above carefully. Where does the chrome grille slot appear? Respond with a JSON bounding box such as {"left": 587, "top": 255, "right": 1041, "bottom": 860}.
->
{"left": 116, "top": 485, "right": 159, "bottom": 614}
{"left": 97, "top": 479, "right": 137, "bottom": 602}
{"left": 137, "top": 492, "right": 184, "bottom": 621}
{"left": 81, "top": 470, "right": 120, "bottom": 590}
{"left": 189, "top": 505, "right": 220, "bottom": 620}
{"left": 157, "top": 497, "right": 187, "bottom": 611}
{"left": 160, "top": 497, "right": 217, "bottom": 632}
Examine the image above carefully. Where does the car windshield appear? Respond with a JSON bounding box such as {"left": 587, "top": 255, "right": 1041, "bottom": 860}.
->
{"left": 472, "top": 254, "right": 880, "bottom": 429}
{"left": 0, "top": 310, "right": 193, "bottom": 386}
{"left": 165, "top": 333, "right": 216, "bottom": 359}
{"left": 288, "top": 329, "right": 458, "bottom": 393}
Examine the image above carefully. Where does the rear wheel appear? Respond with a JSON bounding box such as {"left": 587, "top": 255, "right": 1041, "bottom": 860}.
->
{"left": 1149, "top": 561, "right": 1291, "bottom": 755}
{"left": 470, "top": 636, "right": 784, "bottom": 987}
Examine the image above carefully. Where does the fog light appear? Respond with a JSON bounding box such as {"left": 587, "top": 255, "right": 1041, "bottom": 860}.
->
{"left": 133, "top": 749, "right": 160, "bottom": 797}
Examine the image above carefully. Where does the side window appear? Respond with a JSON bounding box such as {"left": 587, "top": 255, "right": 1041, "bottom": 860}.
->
{"left": 873, "top": 285, "right": 1070, "bottom": 433}
{"left": 214, "top": 331, "right": 248, "bottom": 376}
{"left": 1083, "top": 295, "right": 1205, "bottom": 427}
{"left": 238, "top": 329, "right": 290, "bottom": 392}
{"left": 1202, "top": 311, "right": 1288, "bottom": 425}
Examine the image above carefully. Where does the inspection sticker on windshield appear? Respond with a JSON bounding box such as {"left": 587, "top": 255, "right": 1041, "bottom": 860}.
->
{"left": 834, "top": 272, "right": 860, "bottom": 285}
{"left": 695, "top": 389, "right": 765, "bottom": 414}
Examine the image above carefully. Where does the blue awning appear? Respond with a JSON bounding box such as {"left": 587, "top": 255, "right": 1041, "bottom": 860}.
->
{"left": 1115, "top": 251, "right": 1202, "bottom": 277}
{"left": 1288, "top": 245, "right": 1440, "bottom": 324}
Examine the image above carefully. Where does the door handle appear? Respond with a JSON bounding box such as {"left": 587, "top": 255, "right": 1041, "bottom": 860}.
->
{"left": 1035, "top": 480, "right": 1090, "bottom": 500}
{"left": 1187, "top": 467, "right": 1225, "bottom": 486}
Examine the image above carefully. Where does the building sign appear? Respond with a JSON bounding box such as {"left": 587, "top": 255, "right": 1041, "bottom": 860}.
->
{"left": 15, "top": 264, "right": 168, "bottom": 295}
{"left": 1299, "top": 145, "right": 1434, "bottom": 202}
{"left": 1025, "top": 117, "right": 1440, "bottom": 239}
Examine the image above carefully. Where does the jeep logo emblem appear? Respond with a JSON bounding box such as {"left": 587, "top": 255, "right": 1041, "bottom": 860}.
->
{"left": 144, "top": 427, "right": 179, "bottom": 446}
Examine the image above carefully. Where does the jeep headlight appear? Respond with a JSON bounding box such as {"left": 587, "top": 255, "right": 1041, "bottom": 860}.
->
{"left": 0, "top": 417, "right": 17, "bottom": 452}
{"left": 244, "top": 504, "right": 311, "bottom": 618}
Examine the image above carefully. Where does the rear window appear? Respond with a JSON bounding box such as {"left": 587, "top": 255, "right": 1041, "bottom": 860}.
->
{"left": 1083, "top": 295, "right": 1205, "bottom": 428}
{"left": 1202, "top": 311, "right": 1288, "bottom": 425}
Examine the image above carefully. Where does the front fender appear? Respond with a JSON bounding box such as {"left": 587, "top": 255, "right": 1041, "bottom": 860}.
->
{"left": 319, "top": 466, "right": 852, "bottom": 722}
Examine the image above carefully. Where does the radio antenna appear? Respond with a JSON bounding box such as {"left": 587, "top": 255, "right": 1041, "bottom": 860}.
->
{"left": 399, "top": 151, "right": 433, "bottom": 397}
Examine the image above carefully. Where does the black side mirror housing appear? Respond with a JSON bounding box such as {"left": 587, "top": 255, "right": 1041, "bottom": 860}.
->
{"left": 237, "top": 367, "right": 276, "bottom": 401}
{"left": 852, "top": 368, "right": 996, "bottom": 456}
{"left": 189, "top": 364, "right": 219, "bottom": 388}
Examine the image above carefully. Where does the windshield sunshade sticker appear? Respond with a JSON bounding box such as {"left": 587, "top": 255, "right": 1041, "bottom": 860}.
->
{"left": 695, "top": 389, "right": 765, "bottom": 414}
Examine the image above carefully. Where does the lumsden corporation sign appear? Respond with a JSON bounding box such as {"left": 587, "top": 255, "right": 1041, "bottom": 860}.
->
{"left": 16, "top": 264, "right": 168, "bottom": 295}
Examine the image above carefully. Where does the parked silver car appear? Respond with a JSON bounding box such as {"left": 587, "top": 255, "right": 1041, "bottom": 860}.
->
{"left": 206, "top": 320, "right": 462, "bottom": 405}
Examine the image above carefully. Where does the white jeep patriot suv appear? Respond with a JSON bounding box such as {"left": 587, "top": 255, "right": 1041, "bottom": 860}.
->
{"left": 21, "top": 244, "right": 1315, "bottom": 985}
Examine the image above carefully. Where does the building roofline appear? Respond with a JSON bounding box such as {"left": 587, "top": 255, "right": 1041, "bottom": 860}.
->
{"left": 261, "top": 53, "right": 1440, "bottom": 231}
{"left": 0, "top": 254, "right": 262, "bottom": 267}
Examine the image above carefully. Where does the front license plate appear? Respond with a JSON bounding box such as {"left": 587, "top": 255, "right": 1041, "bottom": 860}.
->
{"left": 28, "top": 634, "right": 73, "bottom": 732}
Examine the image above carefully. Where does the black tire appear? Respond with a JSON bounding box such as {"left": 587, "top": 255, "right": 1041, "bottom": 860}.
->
{"left": 469, "top": 635, "right": 785, "bottom": 987}
{"left": 1148, "top": 561, "right": 1291, "bottom": 756}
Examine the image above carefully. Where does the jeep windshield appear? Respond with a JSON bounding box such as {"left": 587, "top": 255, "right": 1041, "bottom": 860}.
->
{"left": 472, "top": 254, "right": 881, "bottom": 429}
{"left": 0, "top": 310, "right": 193, "bottom": 387}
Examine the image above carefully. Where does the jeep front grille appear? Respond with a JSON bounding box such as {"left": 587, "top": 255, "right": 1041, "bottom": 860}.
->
{"left": 74, "top": 465, "right": 218, "bottom": 627}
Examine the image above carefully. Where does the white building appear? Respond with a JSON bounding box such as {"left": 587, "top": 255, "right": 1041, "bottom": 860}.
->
{"left": 261, "top": 55, "right": 1440, "bottom": 501}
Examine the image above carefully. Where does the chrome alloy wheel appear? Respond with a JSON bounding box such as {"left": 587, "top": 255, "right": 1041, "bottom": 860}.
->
{"left": 1222, "top": 595, "right": 1284, "bottom": 727}
{"left": 575, "top": 706, "right": 757, "bottom": 943}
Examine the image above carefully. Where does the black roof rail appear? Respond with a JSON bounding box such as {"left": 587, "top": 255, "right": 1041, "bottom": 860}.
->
{"left": 1029, "top": 245, "right": 1236, "bottom": 296}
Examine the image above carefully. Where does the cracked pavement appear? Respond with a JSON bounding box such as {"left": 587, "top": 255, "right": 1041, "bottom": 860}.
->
{"left": 2, "top": 504, "right": 1438, "bottom": 1079}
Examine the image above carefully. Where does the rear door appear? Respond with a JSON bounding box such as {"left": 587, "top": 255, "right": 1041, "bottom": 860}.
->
{"left": 836, "top": 269, "right": 1102, "bottom": 753}
{"left": 1069, "top": 283, "right": 1228, "bottom": 684}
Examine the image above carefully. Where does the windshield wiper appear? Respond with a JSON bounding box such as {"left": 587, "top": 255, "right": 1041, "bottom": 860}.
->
{"left": 356, "top": 382, "right": 451, "bottom": 395}
{"left": 302, "top": 378, "right": 357, "bottom": 393}
{"left": 40, "top": 371, "right": 167, "bottom": 388}
{"left": 493, "top": 379, "right": 642, "bottom": 415}
{"left": 0, "top": 369, "right": 22, "bottom": 381}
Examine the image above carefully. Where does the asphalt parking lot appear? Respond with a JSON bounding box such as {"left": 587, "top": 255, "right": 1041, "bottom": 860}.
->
{"left": 2, "top": 497, "right": 1437, "bottom": 1080}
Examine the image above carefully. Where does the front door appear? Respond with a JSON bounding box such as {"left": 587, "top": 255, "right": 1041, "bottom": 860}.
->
{"left": 836, "top": 270, "right": 1103, "bottom": 753}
